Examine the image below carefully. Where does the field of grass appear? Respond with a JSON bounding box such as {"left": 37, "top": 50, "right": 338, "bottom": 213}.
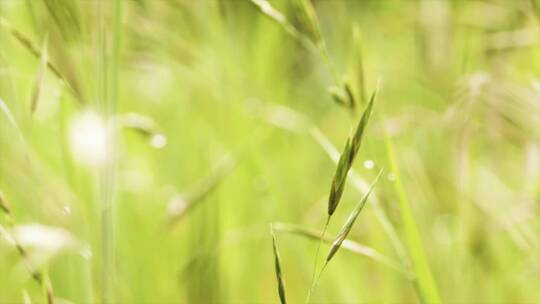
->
{"left": 0, "top": 0, "right": 539, "bottom": 303}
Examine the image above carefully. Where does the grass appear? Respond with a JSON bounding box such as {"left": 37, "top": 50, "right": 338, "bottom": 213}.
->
{"left": 385, "top": 135, "right": 441, "bottom": 303}
{"left": 270, "top": 224, "right": 287, "bottom": 304}
{"left": 0, "top": 191, "right": 54, "bottom": 304}
{"left": 308, "top": 169, "right": 384, "bottom": 302}
{"left": 0, "top": 0, "right": 539, "bottom": 303}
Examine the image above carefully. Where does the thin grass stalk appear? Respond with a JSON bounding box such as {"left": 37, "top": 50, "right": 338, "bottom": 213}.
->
{"left": 0, "top": 97, "right": 26, "bottom": 147}
{"left": 270, "top": 225, "right": 287, "bottom": 304}
{"left": 384, "top": 135, "right": 441, "bottom": 304}
{"left": 0, "top": 192, "right": 54, "bottom": 304}
{"left": 249, "top": 0, "right": 353, "bottom": 110}
{"left": 305, "top": 216, "right": 329, "bottom": 304}
{"left": 96, "top": 0, "right": 122, "bottom": 301}
{"left": 252, "top": 100, "right": 409, "bottom": 268}
{"left": 308, "top": 126, "right": 410, "bottom": 265}
{"left": 352, "top": 24, "right": 367, "bottom": 106}
{"left": 0, "top": 17, "right": 82, "bottom": 105}
{"left": 166, "top": 154, "right": 236, "bottom": 227}
{"left": 529, "top": 0, "right": 540, "bottom": 72}
{"left": 273, "top": 223, "right": 411, "bottom": 277}
{"left": 30, "top": 35, "right": 48, "bottom": 115}
{"left": 307, "top": 171, "right": 382, "bottom": 302}
{"left": 325, "top": 170, "right": 383, "bottom": 263}
{"left": 305, "top": 89, "right": 376, "bottom": 303}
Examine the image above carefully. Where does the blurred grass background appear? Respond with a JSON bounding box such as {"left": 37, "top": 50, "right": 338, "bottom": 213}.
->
{"left": 0, "top": 0, "right": 539, "bottom": 303}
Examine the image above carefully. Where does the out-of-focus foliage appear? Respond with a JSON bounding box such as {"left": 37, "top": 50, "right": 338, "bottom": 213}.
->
{"left": 0, "top": 0, "right": 539, "bottom": 303}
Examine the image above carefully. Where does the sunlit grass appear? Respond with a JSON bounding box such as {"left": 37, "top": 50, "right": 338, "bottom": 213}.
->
{"left": 0, "top": 0, "right": 539, "bottom": 303}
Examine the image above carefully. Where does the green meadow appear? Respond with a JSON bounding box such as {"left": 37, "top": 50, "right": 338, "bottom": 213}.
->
{"left": 0, "top": 0, "right": 539, "bottom": 303}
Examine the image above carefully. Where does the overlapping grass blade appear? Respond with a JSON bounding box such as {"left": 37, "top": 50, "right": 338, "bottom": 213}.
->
{"left": 306, "top": 87, "right": 377, "bottom": 303}
{"left": 253, "top": 100, "right": 409, "bottom": 265}
{"left": 328, "top": 87, "right": 377, "bottom": 216}
{"left": 0, "top": 17, "right": 82, "bottom": 105}
{"left": 270, "top": 225, "right": 287, "bottom": 304}
{"left": 0, "top": 97, "right": 27, "bottom": 149}
{"left": 307, "top": 171, "right": 383, "bottom": 302}
{"left": 326, "top": 170, "right": 383, "bottom": 263}
{"left": 30, "top": 35, "right": 48, "bottom": 115}
{"left": 273, "top": 222, "right": 410, "bottom": 276}
{"left": 0, "top": 191, "right": 55, "bottom": 304}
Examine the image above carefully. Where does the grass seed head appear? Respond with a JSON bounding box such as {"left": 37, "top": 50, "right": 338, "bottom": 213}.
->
{"left": 326, "top": 169, "right": 383, "bottom": 263}
{"left": 270, "top": 225, "right": 287, "bottom": 304}
{"left": 296, "top": 0, "right": 323, "bottom": 46}
{"left": 327, "top": 87, "right": 377, "bottom": 216}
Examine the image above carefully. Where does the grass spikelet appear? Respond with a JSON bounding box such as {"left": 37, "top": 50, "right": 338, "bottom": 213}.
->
{"left": 343, "top": 79, "right": 355, "bottom": 109}
{"left": 270, "top": 224, "right": 287, "bottom": 304}
{"left": 273, "top": 222, "right": 410, "bottom": 276}
{"left": 325, "top": 169, "right": 383, "bottom": 263}
{"left": 294, "top": 0, "right": 323, "bottom": 46}
{"left": 328, "top": 86, "right": 377, "bottom": 216}
{"left": 306, "top": 171, "right": 383, "bottom": 302}
{"left": 0, "top": 17, "right": 82, "bottom": 105}
{"left": 249, "top": 0, "right": 313, "bottom": 50}
{"left": 306, "top": 87, "right": 377, "bottom": 303}
{"left": 328, "top": 80, "right": 356, "bottom": 111}
{"left": 328, "top": 85, "right": 348, "bottom": 107}
{"left": 0, "top": 18, "right": 61, "bottom": 78}
{"left": 30, "top": 35, "right": 49, "bottom": 115}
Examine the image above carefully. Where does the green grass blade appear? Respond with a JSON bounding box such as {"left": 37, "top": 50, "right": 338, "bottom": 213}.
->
{"left": 325, "top": 169, "right": 383, "bottom": 263}
{"left": 274, "top": 222, "right": 411, "bottom": 277}
{"left": 385, "top": 136, "right": 441, "bottom": 304}
{"left": 271, "top": 225, "right": 288, "bottom": 304}
{"left": 30, "top": 35, "right": 48, "bottom": 115}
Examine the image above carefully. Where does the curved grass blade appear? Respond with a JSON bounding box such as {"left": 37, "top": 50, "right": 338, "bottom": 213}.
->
{"left": 271, "top": 225, "right": 287, "bottom": 304}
